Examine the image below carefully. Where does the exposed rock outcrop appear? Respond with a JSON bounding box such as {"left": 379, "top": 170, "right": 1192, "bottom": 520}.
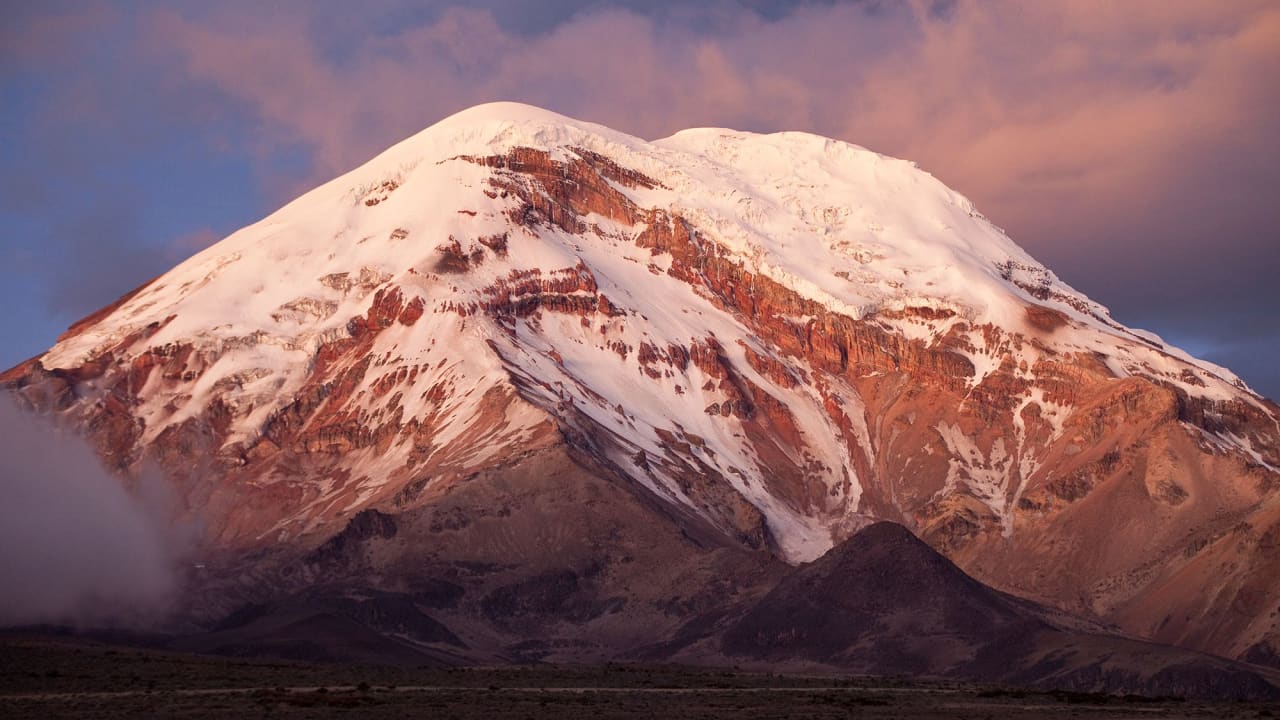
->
{"left": 4, "top": 102, "right": 1278, "bottom": 673}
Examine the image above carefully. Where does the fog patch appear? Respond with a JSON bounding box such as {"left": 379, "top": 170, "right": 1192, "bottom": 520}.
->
{"left": 0, "top": 399, "right": 180, "bottom": 627}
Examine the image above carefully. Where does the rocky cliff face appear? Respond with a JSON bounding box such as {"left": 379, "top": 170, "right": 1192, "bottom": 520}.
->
{"left": 4, "top": 102, "right": 1279, "bottom": 668}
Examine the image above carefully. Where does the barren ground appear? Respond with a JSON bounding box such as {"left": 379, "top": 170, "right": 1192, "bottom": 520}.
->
{"left": 2, "top": 634, "right": 1277, "bottom": 719}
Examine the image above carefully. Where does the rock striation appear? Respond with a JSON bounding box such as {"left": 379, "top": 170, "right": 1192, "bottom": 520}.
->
{"left": 4, "top": 102, "right": 1279, "bottom": 673}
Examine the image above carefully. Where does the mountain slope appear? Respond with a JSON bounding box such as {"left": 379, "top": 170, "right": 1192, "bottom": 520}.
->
{"left": 710, "top": 522, "right": 1278, "bottom": 699}
{"left": 4, "top": 102, "right": 1279, "bottom": 666}
{"left": 174, "top": 512, "right": 1280, "bottom": 701}
{"left": 168, "top": 442, "right": 786, "bottom": 667}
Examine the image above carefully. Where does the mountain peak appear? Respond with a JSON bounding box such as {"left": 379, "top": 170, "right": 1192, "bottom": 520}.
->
{"left": 7, "top": 104, "right": 1279, "bottom": 668}
{"left": 429, "top": 101, "right": 608, "bottom": 134}
{"left": 375, "top": 101, "right": 647, "bottom": 171}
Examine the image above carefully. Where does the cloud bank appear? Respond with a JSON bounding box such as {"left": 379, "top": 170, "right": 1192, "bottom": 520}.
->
{"left": 0, "top": 400, "right": 178, "bottom": 627}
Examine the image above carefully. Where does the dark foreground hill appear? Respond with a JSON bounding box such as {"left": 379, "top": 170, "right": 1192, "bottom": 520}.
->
{"left": 20, "top": 513, "right": 1280, "bottom": 701}
{"left": 712, "top": 522, "right": 1280, "bottom": 700}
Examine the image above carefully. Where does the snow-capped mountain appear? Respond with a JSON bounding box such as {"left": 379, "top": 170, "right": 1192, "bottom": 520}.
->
{"left": 5, "top": 102, "right": 1279, "bottom": 668}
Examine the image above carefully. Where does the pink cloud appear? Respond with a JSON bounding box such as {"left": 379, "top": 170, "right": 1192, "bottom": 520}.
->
{"left": 166, "top": 227, "right": 220, "bottom": 263}
{"left": 144, "top": 1, "right": 1278, "bottom": 320}
{"left": 3, "top": 1, "right": 1277, "bottom": 393}
{"left": 841, "top": 2, "right": 1280, "bottom": 256}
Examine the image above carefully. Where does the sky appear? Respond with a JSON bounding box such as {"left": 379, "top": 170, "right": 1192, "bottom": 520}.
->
{"left": 2, "top": 0, "right": 1278, "bottom": 399}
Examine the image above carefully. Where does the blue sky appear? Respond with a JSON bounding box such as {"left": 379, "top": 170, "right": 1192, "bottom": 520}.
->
{"left": 3, "top": 0, "right": 1278, "bottom": 398}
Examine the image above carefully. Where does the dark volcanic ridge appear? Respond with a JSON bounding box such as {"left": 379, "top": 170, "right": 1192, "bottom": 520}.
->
{"left": 31, "top": 503, "right": 1280, "bottom": 701}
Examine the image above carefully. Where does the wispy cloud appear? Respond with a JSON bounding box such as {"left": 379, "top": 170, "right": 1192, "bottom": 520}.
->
{"left": 0, "top": 399, "right": 180, "bottom": 627}
{"left": 2, "top": 0, "right": 1277, "bottom": 396}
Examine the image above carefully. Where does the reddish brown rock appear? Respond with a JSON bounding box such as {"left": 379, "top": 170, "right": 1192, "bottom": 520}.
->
{"left": 4, "top": 140, "right": 1279, "bottom": 676}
